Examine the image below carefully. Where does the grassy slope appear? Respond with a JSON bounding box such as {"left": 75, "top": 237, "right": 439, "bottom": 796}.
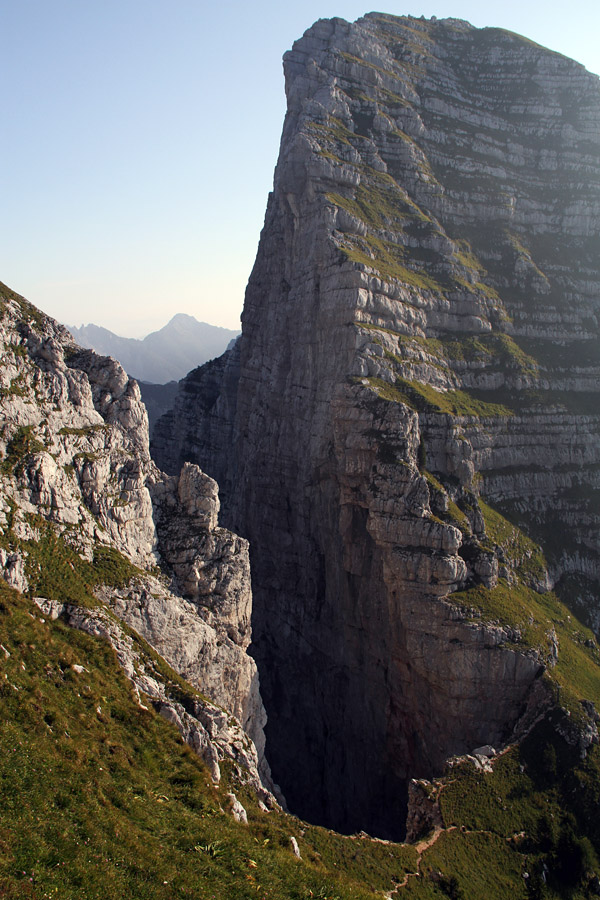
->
{"left": 0, "top": 579, "right": 420, "bottom": 900}
{"left": 403, "top": 721, "right": 600, "bottom": 899}
{"left": 402, "top": 502, "right": 600, "bottom": 897}
{"left": 1, "top": 499, "right": 599, "bottom": 899}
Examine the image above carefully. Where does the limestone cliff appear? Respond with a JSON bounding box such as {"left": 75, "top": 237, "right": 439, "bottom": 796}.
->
{"left": 0, "top": 282, "right": 272, "bottom": 795}
{"left": 152, "top": 14, "right": 600, "bottom": 838}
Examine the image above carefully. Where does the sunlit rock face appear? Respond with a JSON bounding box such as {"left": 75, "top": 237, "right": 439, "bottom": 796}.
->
{"left": 0, "top": 282, "right": 272, "bottom": 793}
{"left": 152, "top": 14, "right": 600, "bottom": 838}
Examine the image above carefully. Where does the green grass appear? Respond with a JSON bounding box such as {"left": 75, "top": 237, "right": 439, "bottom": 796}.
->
{"left": 307, "top": 117, "right": 355, "bottom": 147}
{"left": 1, "top": 426, "right": 46, "bottom": 476}
{"left": 328, "top": 175, "right": 433, "bottom": 233}
{"left": 360, "top": 367, "right": 599, "bottom": 720}
{"left": 0, "top": 459, "right": 597, "bottom": 899}
{"left": 0, "top": 513, "right": 141, "bottom": 608}
{"left": 435, "top": 719, "right": 600, "bottom": 899}
{"left": 0, "top": 580, "right": 419, "bottom": 900}
{"left": 341, "top": 236, "right": 443, "bottom": 292}
{"left": 438, "top": 333, "right": 538, "bottom": 373}
{"left": 366, "top": 376, "right": 513, "bottom": 417}
{"left": 478, "top": 500, "right": 547, "bottom": 582}
{"left": 451, "top": 580, "right": 551, "bottom": 651}
{"left": 418, "top": 830, "right": 528, "bottom": 899}
{"left": 0, "top": 374, "right": 29, "bottom": 400}
{"left": 59, "top": 425, "right": 109, "bottom": 437}
{"left": 339, "top": 50, "right": 398, "bottom": 80}
{"left": 371, "top": 376, "right": 600, "bottom": 418}
{"left": 450, "top": 501, "right": 600, "bottom": 714}
{"left": 422, "top": 471, "right": 471, "bottom": 533}
{"left": 355, "top": 324, "right": 540, "bottom": 377}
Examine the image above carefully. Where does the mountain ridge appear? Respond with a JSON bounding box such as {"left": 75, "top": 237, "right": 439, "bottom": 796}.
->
{"left": 69, "top": 314, "right": 240, "bottom": 384}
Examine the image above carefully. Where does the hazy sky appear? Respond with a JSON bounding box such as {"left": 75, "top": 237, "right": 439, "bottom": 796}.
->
{"left": 3, "top": 0, "right": 600, "bottom": 336}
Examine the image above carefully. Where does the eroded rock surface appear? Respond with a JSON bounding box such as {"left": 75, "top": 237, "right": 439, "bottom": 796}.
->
{"left": 0, "top": 283, "right": 271, "bottom": 793}
{"left": 152, "top": 15, "right": 600, "bottom": 838}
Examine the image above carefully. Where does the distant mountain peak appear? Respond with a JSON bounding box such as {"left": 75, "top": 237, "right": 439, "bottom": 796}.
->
{"left": 166, "top": 312, "right": 202, "bottom": 325}
{"left": 68, "top": 315, "right": 240, "bottom": 384}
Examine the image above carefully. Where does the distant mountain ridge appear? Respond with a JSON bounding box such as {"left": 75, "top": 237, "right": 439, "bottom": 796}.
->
{"left": 68, "top": 313, "right": 239, "bottom": 384}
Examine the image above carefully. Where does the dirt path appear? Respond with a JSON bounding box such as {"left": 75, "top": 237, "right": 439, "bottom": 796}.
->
{"left": 384, "top": 825, "right": 456, "bottom": 896}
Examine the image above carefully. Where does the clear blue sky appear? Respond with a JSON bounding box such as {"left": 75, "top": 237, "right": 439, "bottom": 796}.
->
{"left": 2, "top": 0, "right": 599, "bottom": 336}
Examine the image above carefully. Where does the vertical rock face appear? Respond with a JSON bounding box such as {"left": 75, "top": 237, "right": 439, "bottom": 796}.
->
{"left": 152, "top": 14, "right": 600, "bottom": 837}
{"left": 0, "top": 282, "right": 271, "bottom": 792}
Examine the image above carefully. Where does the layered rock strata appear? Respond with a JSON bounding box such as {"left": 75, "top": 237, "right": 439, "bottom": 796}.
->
{"left": 152, "top": 14, "right": 600, "bottom": 838}
{"left": 0, "top": 283, "right": 270, "bottom": 791}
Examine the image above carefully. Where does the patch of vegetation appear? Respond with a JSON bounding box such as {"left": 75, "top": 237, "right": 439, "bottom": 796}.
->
{"left": 59, "top": 425, "right": 109, "bottom": 437}
{"left": 451, "top": 579, "right": 550, "bottom": 654}
{"left": 0, "top": 426, "right": 46, "bottom": 476}
{"left": 355, "top": 325, "right": 539, "bottom": 377}
{"left": 422, "top": 471, "right": 470, "bottom": 533}
{"left": 341, "top": 235, "right": 444, "bottom": 293}
{"left": 450, "top": 501, "right": 600, "bottom": 715}
{"left": 74, "top": 451, "right": 100, "bottom": 463}
{"left": 0, "top": 512, "right": 141, "bottom": 607}
{"left": 504, "top": 230, "right": 548, "bottom": 280}
{"left": 0, "top": 580, "right": 419, "bottom": 899}
{"left": 417, "top": 829, "right": 528, "bottom": 899}
{"left": 478, "top": 500, "right": 547, "bottom": 582}
{"left": 366, "top": 376, "right": 513, "bottom": 417}
{"left": 328, "top": 173, "right": 433, "bottom": 233}
{"left": 307, "top": 117, "right": 355, "bottom": 147}
{"left": 339, "top": 50, "right": 397, "bottom": 80}
{"left": 0, "top": 374, "right": 29, "bottom": 400}
{"left": 436, "top": 719, "right": 600, "bottom": 899}
{"left": 92, "top": 545, "right": 143, "bottom": 588}
{"left": 438, "top": 333, "right": 538, "bottom": 374}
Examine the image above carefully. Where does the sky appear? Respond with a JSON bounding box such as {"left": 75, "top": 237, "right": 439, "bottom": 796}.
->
{"left": 2, "top": 0, "right": 600, "bottom": 337}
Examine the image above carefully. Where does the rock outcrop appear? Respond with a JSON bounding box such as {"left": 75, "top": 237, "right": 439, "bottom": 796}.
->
{"left": 152, "top": 14, "right": 600, "bottom": 838}
{"left": 0, "top": 282, "right": 271, "bottom": 794}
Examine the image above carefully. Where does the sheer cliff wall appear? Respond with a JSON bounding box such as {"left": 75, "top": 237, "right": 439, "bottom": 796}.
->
{"left": 152, "top": 14, "right": 600, "bottom": 838}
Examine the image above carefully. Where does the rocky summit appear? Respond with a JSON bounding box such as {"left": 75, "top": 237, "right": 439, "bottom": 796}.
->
{"left": 152, "top": 13, "right": 600, "bottom": 841}
{"left": 3, "top": 12, "right": 600, "bottom": 899}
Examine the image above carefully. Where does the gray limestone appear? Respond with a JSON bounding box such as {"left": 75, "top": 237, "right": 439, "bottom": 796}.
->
{"left": 151, "top": 14, "right": 600, "bottom": 838}
{"left": 0, "top": 284, "right": 272, "bottom": 797}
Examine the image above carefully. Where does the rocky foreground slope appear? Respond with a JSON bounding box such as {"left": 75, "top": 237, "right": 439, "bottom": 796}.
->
{"left": 0, "top": 281, "right": 272, "bottom": 797}
{"left": 152, "top": 13, "right": 600, "bottom": 840}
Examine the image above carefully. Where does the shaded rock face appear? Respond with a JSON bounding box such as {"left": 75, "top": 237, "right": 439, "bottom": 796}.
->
{"left": 152, "top": 14, "right": 600, "bottom": 838}
{"left": 138, "top": 380, "right": 180, "bottom": 438}
{"left": 0, "top": 283, "right": 270, "bottom": 793}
